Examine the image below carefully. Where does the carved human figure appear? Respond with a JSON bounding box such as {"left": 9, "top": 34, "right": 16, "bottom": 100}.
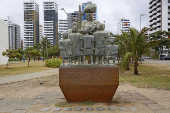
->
{"left": 93, "top": 31, "right": 108, "bottom": 64}
{"left": 105, "top": 37, "right": 118, "bottom": 64}
{"left": 59, "top": 39, "right": 72, "bottom": 65}
{"left": 69, "top": 33, "right": 83, "bottom": 64}
{"left": 82, "top": 35, "right": 94, "bottom": 64}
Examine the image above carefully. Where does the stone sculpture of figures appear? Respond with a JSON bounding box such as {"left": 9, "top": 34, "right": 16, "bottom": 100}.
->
{"left": 105, "top": 37, "right": 118, "bottom": 64}
{"left": 93, "top": 31, "right": 108, "bottom": 64}
{"left": 59, "top": 2, "right": 118, "bottom": 65}
{"left": 69, "top": 33, "right": 83, "bottom": 64}
{"left": 59, "top": 39, "right": 72, "bottom": 64}
{"left": 82, "top": 35, "right": 94, "bottom": 64}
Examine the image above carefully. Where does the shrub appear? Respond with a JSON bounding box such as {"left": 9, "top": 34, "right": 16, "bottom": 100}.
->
{"left": 45, "top": 58, "right": 62, "bottom": 68}
{"left": 8, "top": 58, "right": 19, "bottom": 61}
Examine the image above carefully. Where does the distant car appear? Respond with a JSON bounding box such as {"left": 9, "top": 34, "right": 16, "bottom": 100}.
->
{"left": 160, "top": 55, "right": 166, "bottom": 60}
{"left": 163, "top": 56, "right": 170, "bottom": 60}
{"left": 160, "top": 55, "right": 170, "bottom": 60}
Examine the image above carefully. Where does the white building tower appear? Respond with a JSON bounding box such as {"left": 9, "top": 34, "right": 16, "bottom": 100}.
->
{"left": 149, "top": 0, "right": 170, "bottom": 34}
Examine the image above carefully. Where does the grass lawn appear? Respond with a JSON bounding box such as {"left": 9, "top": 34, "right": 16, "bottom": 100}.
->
{"left": 120, "top": 63, "right": 170, "bottom": 90}
{"left": 0, "top": 61, "right": 51, "bottom": 77}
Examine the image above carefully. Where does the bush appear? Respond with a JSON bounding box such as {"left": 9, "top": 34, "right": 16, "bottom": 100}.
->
{"left": 45, "top": 58, "right": 62, "bottom": 68}
{"left": 8, "top": 58, "right": 19, "bottom": 61}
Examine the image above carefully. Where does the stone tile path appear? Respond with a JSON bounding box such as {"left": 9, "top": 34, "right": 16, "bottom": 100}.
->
{"left": 0, "top": 68, "right": 58, "bottom": 85}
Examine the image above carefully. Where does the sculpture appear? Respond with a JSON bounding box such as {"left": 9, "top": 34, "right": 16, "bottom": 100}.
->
{"left": 59, "top": 2, "right": 118, "bottom": 65}
{"left": 59, "top": 2, "right": 119, "bottom": 102}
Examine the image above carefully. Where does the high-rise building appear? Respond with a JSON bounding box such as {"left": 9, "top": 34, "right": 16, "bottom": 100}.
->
{"left": 79, "top": 2, "right": 97, "bottom": 21}
{"left": 58, "top": 19, "right": 68, "bottom": 40}
{"left": 118, "top": 18, "right": 130, "bottom": 34}
{"left": 0, "top": 19, "right": 9, "bottom": 65}
{"left": 43, "top": 1, "right": 58, "bottom": 46}
{"left": 24, "top": 1, "right": 39, "bottom": 49}
{"left": 149, "top": 0, "right": 170, "bottom": 34}
{"left": 39, "top": 25, "right": 43, "bottom": 39}
{"left": 67, "top": 11, "right": 80, "bottom": 29}
{"left": 8, "top": 21, "right": 21, "bottom": 49}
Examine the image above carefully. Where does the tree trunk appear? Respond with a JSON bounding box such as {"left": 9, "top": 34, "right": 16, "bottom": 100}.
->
{"left": 27, "top": 58, "right": 30, "bottom": 67}
{"left": 126, "top": 61, "right": 130, "bottom": 71}
{"left": 134, "top": 58, "right": 139, "bottom": 75}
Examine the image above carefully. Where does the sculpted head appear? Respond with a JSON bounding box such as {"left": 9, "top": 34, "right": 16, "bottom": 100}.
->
{"left": 84, "top": 2, "right": 96, "bottom": 22}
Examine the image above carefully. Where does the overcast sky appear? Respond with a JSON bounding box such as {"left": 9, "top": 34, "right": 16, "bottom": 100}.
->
{"left": 0, "top": 0, "right": 149, "bottom": 38}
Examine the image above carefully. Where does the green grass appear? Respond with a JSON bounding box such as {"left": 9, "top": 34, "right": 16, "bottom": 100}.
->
{"left": 120, "top": 64, "right": 170, "bottom": 90}
{"left": 0, "top": 61, "right": 51, "bottom": 77}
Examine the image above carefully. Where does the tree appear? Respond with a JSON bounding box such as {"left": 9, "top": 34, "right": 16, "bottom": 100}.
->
{"left": 129, "top": 27, "right": 150, "bottom": 75}
{"left": 115, "top": 27, "right": 150, "bottom": 75}
{"left": 2, "top": 49, "right": 22, "bottom": 68}
{"left": 24, "top": 47, "right": 35, "bottom": 67}
{"left": 149, "top": 31, "right": 169, "bottom": 57}
{"left": 115, "top": 32, "right": 131, "bottom": 70}
{"left": 16, "top": 48, "right": 24, "bottom": 61}
{"left": 47, "top": 45, "right": 60, "bottom": 58}
{"left": 41, "top": 37, "right": 51, "bottom": 59}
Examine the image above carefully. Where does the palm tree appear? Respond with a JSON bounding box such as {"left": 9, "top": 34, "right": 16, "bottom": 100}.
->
{"left": 129, "top": 27, "right": 149, "bottom": 75}
{"left": 115, "top": 32, "right": 131, "bottom": 70}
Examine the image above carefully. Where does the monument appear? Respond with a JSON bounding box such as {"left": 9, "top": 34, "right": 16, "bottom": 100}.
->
{"left": 59, "top": 2, "right": 119, "bottom": 102}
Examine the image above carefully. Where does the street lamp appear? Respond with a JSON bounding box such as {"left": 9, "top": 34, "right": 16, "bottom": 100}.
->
{"left": 140, "top": 14, "right": 146, "bottom": 31}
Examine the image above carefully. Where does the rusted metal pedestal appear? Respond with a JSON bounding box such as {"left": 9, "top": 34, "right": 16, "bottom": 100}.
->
{"left": 59, "top": 65, "right": 119, "bottom": 102}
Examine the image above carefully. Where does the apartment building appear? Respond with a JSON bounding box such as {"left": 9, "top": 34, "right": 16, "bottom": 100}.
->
{"left": 67, "top": 11, "right": 80, "bottom": 29}
{"left": 118, "top": 18, "right": 131, "bottom": 34}
{"left": 43, "top": 1, "right": 58, "bottom": 46}
{"left": 58, "top": 19, "right": 68, "bottom": 40}
{"left": 149, "top": 0, "right": 170, "bottom": 34}
{"left": 24, "top": 1, "right": 39, "bottom": 49}
{"left": 8, "top": 21, "right": 21, "bottom": 49}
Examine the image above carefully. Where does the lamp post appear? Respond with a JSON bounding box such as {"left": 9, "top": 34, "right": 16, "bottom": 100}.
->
{"left": 140, "top": 14, "right": 146, "bottom": 31}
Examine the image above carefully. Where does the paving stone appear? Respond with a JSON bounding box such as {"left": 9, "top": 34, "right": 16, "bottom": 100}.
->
{"left": 34, "top": 96, "right": 44, "bottom": 99}
{"left": 54, "top": 107, "right": 62, "bottom": 111}
{"left": 13, "top": 110, "right": 26, "bottom": 113}
{"left": 119, "top": 107, "right": 128, "bottom": 111}
{"left": 108, "top": 106, "right": 119, "bottom": 111}
{"left": 74, "top": 107, "right": 83, "bottom": 111}
{"left": 147, "top": 104, "right": 163, "bottom": 111}
{"left": 15, "top": 108, "right": 25, "bottom": 110}
{"left": 40, "top": 107, "right": 50, "bottom": 112}
{"left": 96, "top": 107, "right": 105, "bottom": 111}
{"left": 86, "top": 107, "right": 94, "bottom": 111}
{"left": 63, "top": 107, "right": 72, "bottom": 111}
{"left": 0, "top": 97, "right": 4, "bottom": 100}
{"left": 129, "top": 107, "right": 137, "bottom": 112}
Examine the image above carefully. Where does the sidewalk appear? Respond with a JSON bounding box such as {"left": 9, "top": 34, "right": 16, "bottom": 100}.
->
{"left": 0, "top": 68, "right": 58, "bottom": 85}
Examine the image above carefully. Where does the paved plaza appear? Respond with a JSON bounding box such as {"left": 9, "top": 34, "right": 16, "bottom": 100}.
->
{"left": 0, "top": 71, "right": 170, "bottom": 113}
